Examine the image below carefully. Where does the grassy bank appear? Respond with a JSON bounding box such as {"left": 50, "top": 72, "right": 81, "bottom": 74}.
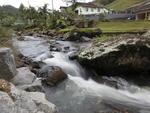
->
{"left": 97, "top": 21, "right": 150, "bottom": 33}
{"left": 59, "top": 27, "right": 101, "bottom": 33}
{"left": 60, "top": 21, "right": 150, "bottom": 34}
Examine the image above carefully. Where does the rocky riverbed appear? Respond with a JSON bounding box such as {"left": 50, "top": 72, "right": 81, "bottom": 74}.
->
{"left": 0, "top": 31, "right": 150, "bottom": 113}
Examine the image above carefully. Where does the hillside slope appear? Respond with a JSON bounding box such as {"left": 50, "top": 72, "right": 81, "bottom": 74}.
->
{"left": 0, "top": 5, "right": 18, "bottom": 15}
{"left": 106, "top": 0, "right": 145, "bottom": 11}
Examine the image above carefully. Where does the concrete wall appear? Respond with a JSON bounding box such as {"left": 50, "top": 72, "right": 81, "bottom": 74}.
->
{"left": 105, "top": 13, "right": 135, "bottom": 20}
{"left": 83, "top": 13, "right": 135, "bottom": 20}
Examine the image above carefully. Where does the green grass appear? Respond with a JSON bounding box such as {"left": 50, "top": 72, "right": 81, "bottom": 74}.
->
{"left": 106, "top": 0, "right": 144, "bottom": 11}
{"left": 59, "top": 27, "right": 101, "bottom": 33}
{"left": 60, "top": 21, "right": 150, "bottom": 34}
{"left": 97, "top": 21, "right": 150, "bottom": 33}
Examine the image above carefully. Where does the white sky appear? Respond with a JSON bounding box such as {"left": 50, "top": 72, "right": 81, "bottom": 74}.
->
{"left": 0, "top": 0, "right": 93, "bottom": 10}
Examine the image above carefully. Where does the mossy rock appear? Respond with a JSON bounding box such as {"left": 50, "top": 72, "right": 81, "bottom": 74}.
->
{"left": 0, "top": 79, "right": 11, "bottom": 94}
{"left": 63, "top": 28, "right": 102, "bottom": 41}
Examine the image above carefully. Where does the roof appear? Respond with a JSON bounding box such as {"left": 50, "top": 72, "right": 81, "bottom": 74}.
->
{"left": 60, "top": 6, "right": 68, "bottom": 9}
{"left": 75, "top": 2, "right": 102, "bottom": 8}
{"left": 127, "top": 0, "right": 150, "bottom": 13}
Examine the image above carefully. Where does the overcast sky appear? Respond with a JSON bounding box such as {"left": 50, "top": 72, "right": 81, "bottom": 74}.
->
{"left": 0, "top": 0, "right": 93, "bottom": 10}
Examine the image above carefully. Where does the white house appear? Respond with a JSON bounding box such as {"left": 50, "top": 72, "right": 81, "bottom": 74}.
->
{"left": 74, "top": 2, "right": 109, "bottom": 15}
{"left": 60, "top": 2, "right": 109, "bottom": 16}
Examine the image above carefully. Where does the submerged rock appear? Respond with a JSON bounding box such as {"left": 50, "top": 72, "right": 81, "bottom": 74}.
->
{"left": 38, "top": 66, "right": 68, "bottom": 86}
{"left": 78, "top": 34, "right": 150, "bottom": 84}
{"left": 0, "top": 48, "right": 17, "bottom": 81}
{"left": 68, "top": 51, "right": 78, "bottom": 60}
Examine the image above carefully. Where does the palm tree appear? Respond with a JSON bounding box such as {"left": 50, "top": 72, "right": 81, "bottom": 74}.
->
{"left": 38, "top": 4, "right": 49, "bottom": 27}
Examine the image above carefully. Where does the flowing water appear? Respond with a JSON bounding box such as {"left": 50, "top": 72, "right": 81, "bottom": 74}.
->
{"left": 14, "top": 36, "right": 150, "bottom": 113}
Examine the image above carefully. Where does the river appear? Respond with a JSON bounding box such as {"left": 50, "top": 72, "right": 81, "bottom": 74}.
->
{"left": 13, "top": 35, "right": 150, "bottom": 113}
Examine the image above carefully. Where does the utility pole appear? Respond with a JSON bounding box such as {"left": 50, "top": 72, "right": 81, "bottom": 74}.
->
{"left": 51, "top": 0, "right": 54, "bottom": 13}
{"left": 28, "top": 0, "right": 30, "bottom": 7}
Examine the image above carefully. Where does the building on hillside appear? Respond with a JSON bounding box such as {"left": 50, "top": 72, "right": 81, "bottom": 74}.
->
{"left": 60, "top": 2, "right": 109, "bottom": 20}
{"left": 127, "top": 0, "right": 150, "bottom": 20}
{"left": 74, "top": 2, "right": 109, "bottom": 15}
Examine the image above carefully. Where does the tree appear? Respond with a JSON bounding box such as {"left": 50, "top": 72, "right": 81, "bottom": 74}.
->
{"left": 38, "top": 4, "right": 49, "bottom": 28}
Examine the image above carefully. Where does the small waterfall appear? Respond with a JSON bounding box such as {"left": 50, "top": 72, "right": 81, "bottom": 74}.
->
{"left": 44, "top": 52, "right": 85, "bottom": 76}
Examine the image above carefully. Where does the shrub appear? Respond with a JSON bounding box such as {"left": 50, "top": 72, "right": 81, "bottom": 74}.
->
{"left": 0, "top": 26, "right": 12, "bottom": 38}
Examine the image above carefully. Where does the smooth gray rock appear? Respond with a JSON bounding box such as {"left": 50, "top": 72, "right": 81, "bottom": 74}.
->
{"left": 12, "top": 67, "right": 36, "bottom": 86}
{"left": 18, "top": 79, "right": 44, "bottom": 92}
{"left": 0, "top": 84, "right": 58, "bottom": 113}
{"left": 0, "top": 48, "right": 17, "bottom": 81}
{"left": 0, "top": 91, "right": 16, "bottom": 113}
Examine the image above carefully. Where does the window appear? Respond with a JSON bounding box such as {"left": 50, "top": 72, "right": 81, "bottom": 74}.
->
{"left": 91, "top": 8, "right": 94, "bottom": 12}
{"left": 98, "top": 8, "right": 100, "bottom": 12}
{"left": 86, "top": 8, "right": 88, "bottom": 12}
{"left": 80, "top": 8, "right": 82, "bottom": 13}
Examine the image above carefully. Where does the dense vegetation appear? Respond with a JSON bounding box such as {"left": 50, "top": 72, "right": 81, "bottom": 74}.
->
{"left": 0, "top": 4, "right": 77, "bottom": 32}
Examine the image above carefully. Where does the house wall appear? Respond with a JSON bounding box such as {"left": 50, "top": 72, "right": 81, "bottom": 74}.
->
{"left": 75, "top": 6, "right": 109, "bottom": 15}
{"left": 136, "top": 13, "right": 146, "bottom": 20}
{"left": 136, "top": 11, "right": 150, "bottom": 20}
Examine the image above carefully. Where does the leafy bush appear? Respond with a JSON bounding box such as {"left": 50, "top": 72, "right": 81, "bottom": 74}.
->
{"left": 1, "top": 16, "right": 15, "bottom": 27}
{"left": 0, "top": 26, "right": 12, "bottom": 38}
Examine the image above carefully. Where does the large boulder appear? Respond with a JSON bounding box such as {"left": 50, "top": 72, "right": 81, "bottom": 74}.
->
{"left": 38, "top": 66, "right": 68, "bottom": 86}
{"left": 78, "top": 34, "right": 150, "bottom": 85}
{"left": 0, "top": 83, "right": 57, "bottom": 113}
{"left": 0, "top": 48, "right": 17, "bottom": 81}
{"left": 11, "top": 84, "right": 57, "bottom": 113}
